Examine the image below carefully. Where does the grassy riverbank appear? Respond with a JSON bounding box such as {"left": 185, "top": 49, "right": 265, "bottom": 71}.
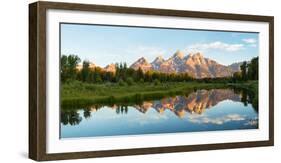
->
{"left": 61, "top": 80, "right": 258, "bottom": 108}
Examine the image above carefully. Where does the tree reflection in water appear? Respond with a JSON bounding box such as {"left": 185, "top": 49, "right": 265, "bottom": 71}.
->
{"left": 61, "top": 111, "right": 82, "bottom": 125}
{"left": 61, "top": 88, "right": 258, "bottom": 126}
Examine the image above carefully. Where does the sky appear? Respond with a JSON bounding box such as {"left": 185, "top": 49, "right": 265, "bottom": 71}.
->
{"left": 61, "top": 23, "right": 259, "bottom": 67}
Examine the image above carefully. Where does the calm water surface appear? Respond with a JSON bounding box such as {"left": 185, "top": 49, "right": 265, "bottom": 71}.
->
{"left": 60, "top": 89, "right": 258, "bottom": 138}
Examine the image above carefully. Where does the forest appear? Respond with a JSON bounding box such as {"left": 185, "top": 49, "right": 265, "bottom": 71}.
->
{"left": 61, "top": 55, "right": 258, "bottom": 85}
{"left": 60, "top": 54, "right": 258, "bottom": 109}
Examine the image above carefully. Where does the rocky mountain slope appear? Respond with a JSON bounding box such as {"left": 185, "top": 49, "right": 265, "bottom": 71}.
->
{"left": 130, "top": 51, "right": 235, "bottom": 78}
{"left": 77, "top": 51, "right": 244, "bottom": 78}
{"left": 228, "top": 62, "right": 243, "bottom": 72}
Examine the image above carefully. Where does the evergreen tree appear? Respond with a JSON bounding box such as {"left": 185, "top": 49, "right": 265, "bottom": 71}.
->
{"left": 240, "top": 61, "right": 248, "bottom": 81}
{"left": 81, "top": 60, "right": 90, "bottom": 82}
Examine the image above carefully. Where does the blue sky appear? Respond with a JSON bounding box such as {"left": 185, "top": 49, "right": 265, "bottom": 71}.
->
{"left": 61, "top": 23, "right": 259, "bottom": 67}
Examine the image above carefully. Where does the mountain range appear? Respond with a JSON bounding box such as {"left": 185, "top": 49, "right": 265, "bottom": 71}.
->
{"left": 77, "top": 51, "right": 244, "bottom": 78}
{"left": 130, "top": 51, "right": 242, "bottom": 78}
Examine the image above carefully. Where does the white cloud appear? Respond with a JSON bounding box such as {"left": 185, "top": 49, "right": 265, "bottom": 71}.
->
{"left": 242, "top": 38, "right": 258, "bottom": 48}
{"left": 188, "top": 114, "right": 246, "bottom": 125}
{"left": 242, "top": 38, "right": 257, "bottom": 44}
{"left": 249, "top": 44, "right": 257, "bottom": 47}
{"left": 186, "top": 41, "right": 244, "bottom": 53}
{"left": 244, "top": 119, "right": 258, "bottom": 126}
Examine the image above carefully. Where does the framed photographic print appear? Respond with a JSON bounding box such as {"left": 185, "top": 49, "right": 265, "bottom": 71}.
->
{"left": 29, "top": 1, "right": 274, "bottom": 161}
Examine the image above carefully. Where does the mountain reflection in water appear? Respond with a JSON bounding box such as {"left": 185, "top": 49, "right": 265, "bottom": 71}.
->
{"left": 135, "top": 89, "right": 241, "bottom": 117}
{"left": 61, "top": 88, "right": 258, "bottom": 138}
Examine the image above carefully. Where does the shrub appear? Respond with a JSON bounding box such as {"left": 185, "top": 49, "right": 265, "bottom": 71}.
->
{"left": 118, "top": 79, "right": 126, "bottom": 86}
{"left": 126, "top": 77, "right": 135, "bottom": 86}
{"left": 104, "top": 82, "right": 112, "bottom": 87}
{"left": 139, "top": 78, "right": 144, "bottom": 83}
{"left": 153, "top": 79, "right": 161, "bottom": 86}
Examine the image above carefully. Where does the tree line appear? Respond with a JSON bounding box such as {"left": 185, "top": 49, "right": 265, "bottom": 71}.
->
{"left": 232, "top": 57, "right": 258, "bottom": 81}
{"left": 61, "top": 54, "right": 258, "bottom": 84}
{"left": 61, "top": 54, "right": 193, "bottom": 85}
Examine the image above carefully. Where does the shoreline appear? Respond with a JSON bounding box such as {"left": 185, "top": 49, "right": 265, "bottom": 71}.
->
{"left": 61, "top": 81, "right": 258, "bottom": 109}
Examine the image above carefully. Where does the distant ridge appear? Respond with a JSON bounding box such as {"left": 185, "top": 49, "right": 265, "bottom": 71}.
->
{"left": 76, "top": 51, "right": 245, "bottom": 78}
{"left": 130, "top": 51, "right": 235, "bottom": 78}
